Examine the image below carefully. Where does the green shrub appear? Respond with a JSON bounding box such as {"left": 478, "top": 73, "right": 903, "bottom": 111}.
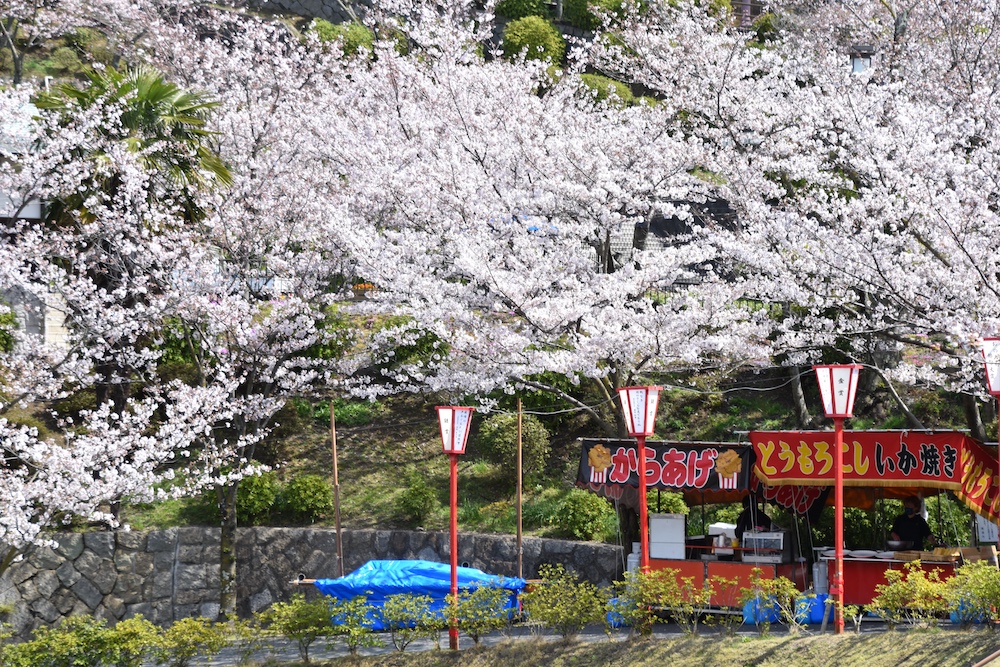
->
{"left": 259, "top": 594, "right": 333, "bottom": 664}
{"left": 2, "top": 615, "right": 112, "bottom": 667}
{"left": 579, "top": 73, "right": 633, "bottom": 106}
{"left": 49, "top": 46, "right": 83, "bottom": 75}
{"left": 227, "top": 618, "right": 271, "bottom": 667}
{"left": 52, "top": 387, "right": 98, "bottom": 420}
{"left": 281, "top": 474, "right": 334, "bottom": 523}
{"left": 502, "top": 16, "right": 565, "bottom": 63}
{"left": 551, "top": 488, "right": 616, "bottom": 540}
{"left": 451, "top": 584, "right": 514, "bottom": 645}
{"left": 614, "top": 568, "right": 682, "bottom": 636}
{"left": 155, "top": 617, "right": 229, "bottom": 667}
{"left": 520, "top": 564, "right": 605, "bottom": 640}
{"left": 475, "top": 412, "right": 550, "bottom": 486}
{"left": 562, "top": 0, "right": 625, "bottom": 30}
{"left": 310, "top": 19, "right": 375, "bottom": 57}
{"left": 105, "top": 615, "right": 159, "bottom": 667}
{"left": 496, "top": 0, "right": 548, "bottom": 19}
{"left": 703, "top": 575, "right": 743, "bottom": 636}
{"left": 868, "top": 561, "right": 948, "bottom": 629}
{"left": 330, "top": 596, "right": 382, "bottom": 655}
{"left": 379, "top": 593, "right": 438, "bottom": 652}
{"left": 737, "top": 569, "right": 806, "bottom": 635}
{"left": 237, "top": 471, "right": 281, "bottom": 525}
{"left": 395, "top": 470, "right": 439, "bottom": 525}
{"left": 945, "top": 560, "right": 1000, "bottom": 628}
{"left": 0, "top": 308, "right": 16, "bottom": 352}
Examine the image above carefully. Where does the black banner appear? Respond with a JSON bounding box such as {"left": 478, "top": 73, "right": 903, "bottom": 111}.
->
{"left": 577, "top": 439, "right": 754, "bottom": 492}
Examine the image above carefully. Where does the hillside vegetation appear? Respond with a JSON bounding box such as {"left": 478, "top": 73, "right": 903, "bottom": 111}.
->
{"left": 119, "top": 367, "right": 979, "bottom": 551}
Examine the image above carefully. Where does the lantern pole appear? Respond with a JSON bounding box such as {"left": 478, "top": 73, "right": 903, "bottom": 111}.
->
{"left": 981, "top": 339, "right": 1000, "bottom": 553}
{"left": 832, "top": 414, "right": 845, "bottom": 635}
{"left": 813, "top": 364, "right": 861, "bottom": 637}
{"left": 617, "top": 386, "right": 661, "bottom": 571}
{"left": 448, "top": 450, "right": 459, "bottom": 649}
{"left": 437, "top": 406, "right": 474, "bottom": 651}
{"left": 637, "top": 431, "right": 650, "bottom": 570}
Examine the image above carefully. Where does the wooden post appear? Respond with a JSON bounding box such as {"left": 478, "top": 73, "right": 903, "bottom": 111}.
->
{"left": 331, "top": 402, "right": 344, "bottom": 578}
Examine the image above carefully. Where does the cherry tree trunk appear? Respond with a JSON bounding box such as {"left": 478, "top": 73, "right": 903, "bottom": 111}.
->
{"left": 217, "top": 482, "right": 239, "bottom": 621}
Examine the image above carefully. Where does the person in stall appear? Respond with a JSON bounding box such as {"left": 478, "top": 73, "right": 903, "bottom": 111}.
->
{"left": 891, "top": 495, "right": 941, "bottom": 549}
{"left": 735, "top": 494, "right": 773, "bottom": 541}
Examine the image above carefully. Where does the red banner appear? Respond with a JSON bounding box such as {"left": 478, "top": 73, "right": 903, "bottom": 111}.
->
{"left": 750, "top": 431, "right": 1000, "bottom": 522}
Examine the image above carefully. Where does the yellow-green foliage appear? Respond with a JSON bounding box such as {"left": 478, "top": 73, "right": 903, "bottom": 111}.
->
{"left": 615, "top": 568, "right": 683, "bottom": 636}
{"left": 563, "top": 0, "right": 626, "bottom": 31}
{"left": 155, "top": 617, "right": 230, "bottom": 667}
{"left": 868, "top": 561, "right": 948, "bottom": 629}
{"left": 2, "top": 615, "right": 112, "bottom": 667}
{"left": 578, "top": 73, "right": 634, "bottom": 106}
{"left": 330, "top": 595, "right": 383, "bottom": 655}
{"left": 310, "top": 19, "right": 375, "bottom": 57}
{"left": 105, "top": 616, "right": 160, "bottom": 667}
{"left": 521, "top": 564, "right": 606, "bottom": 640}
{"left": 450, "top": 584, "right": 513, "bottom": 645}
{"left": 496, "top": 0, "right": 549, "bottom": 19}
{"left": 380, "top": 593, "right": 439, "bottom": 652}
{"left": 502, "top": 17, "right": 566, "bottom": 63}
{"left": 944, "top": 560, "right": 1000, "bottom": 628}
{"left": 739, "top": 568, "right": 805, "bottom": 634}
{"left": 259, "top": 593, "right": 334, "bottom": 664}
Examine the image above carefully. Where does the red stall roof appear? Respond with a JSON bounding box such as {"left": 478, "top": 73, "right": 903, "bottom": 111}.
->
{"left": 750, "top": 431, "right": 1000, "bottom": 523}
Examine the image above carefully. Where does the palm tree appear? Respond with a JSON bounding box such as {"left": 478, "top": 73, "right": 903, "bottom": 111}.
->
{"left": 33, "top": 65, "right": 231, "bottom": 411}
{"left": 36, "top": 64, "right": 231, "bottom": 225}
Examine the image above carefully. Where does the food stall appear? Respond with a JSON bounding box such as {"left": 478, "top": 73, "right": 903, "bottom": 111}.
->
{"left": 750, "top": 430, "right": 1000, "bottom": 605}
{"left": 578, "top": 438, "right": 808, "bottom": 608}
{"left": 578, "top": 430, "right": 1000, "bottom": 607}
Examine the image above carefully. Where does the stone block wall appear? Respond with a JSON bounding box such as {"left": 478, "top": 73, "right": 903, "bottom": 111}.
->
{"left": 0, "top": 528, "right": 623, "bottom": 637}
{"left": 246, "top": 0, "right": 372, "bottom": 24}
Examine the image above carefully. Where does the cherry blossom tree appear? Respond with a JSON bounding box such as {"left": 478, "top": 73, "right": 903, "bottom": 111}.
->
{"left": 594, "top": 0, "right": 1000, "bottom": 432}
{"left": 310, "top": 0, "right": 774, "bottom": 436}
{"left": 0, "top": 67, "right": 250, "bottom": 578}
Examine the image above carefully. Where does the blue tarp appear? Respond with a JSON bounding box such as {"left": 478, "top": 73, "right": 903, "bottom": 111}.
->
{"left": 313, "top": 560, "right": 527, "bottom": 630}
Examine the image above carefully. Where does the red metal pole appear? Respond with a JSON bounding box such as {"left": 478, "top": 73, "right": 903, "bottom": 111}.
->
{"left": 995, "top": 397, "right": 1000, "bottom": 556}
{"left": 833, "top": 417, "right": 845, "bottom": 635}
{"left": 638, "top": 434, "right": 650, "bottom": 570}
{"left": 449, "top": 452, "right": 460, "bottom": 650}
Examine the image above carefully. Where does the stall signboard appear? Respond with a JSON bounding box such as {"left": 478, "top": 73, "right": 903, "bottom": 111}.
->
{"left": 578, "top": 439, "right": 754, "bottom": 494}
{"left": 751, "top": 431, "right": 1000, "bottom": 523}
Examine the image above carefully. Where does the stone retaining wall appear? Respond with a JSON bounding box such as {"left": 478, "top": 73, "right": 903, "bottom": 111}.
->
{"left": 0, "top": 528, "right": 623, "bottom": 637}
{"left": 247, "top": 0, "right": 371, "bottom": 24}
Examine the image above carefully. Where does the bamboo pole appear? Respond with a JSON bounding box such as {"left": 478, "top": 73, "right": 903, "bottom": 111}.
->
{"left": 331, "top": 402, "right": 344, "bottom": 578}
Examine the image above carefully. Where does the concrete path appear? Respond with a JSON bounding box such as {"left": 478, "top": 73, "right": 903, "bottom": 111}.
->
{"left": 183, "top": 619, "right": 895, "bottom": 666}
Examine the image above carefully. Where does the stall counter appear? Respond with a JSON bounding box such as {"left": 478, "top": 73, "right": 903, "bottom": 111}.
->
{"left": 823, "top": 556, "right": 959, "bottom": 606}
{"left": 647, "top": 558, "right": 809, "bottom": 608}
